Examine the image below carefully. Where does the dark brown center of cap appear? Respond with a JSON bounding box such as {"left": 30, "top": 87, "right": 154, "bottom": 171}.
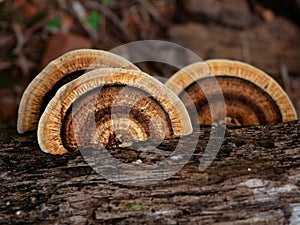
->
{"left": 179, "top": 76, "right": 282, "bottom": 126}
{"left": 61, "top": 84, "right": 174, "bottom": 151}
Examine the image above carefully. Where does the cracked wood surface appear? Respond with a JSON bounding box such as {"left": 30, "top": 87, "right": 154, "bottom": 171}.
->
{"left": 0, "top": 120, "right": 299, "bottom": 224}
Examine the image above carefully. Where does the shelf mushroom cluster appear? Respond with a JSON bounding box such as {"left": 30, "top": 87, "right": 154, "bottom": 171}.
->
{"left": 17, "top": 49, "right": 298, "bottom": 154}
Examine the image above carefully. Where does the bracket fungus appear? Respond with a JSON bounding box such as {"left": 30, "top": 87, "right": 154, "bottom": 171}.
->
{"left": 166, "top": 59, "right": 297, "bottom": 126}
{"left": 37, "top": 68, "right": 192, "bottom": 155}
{"left": 18, "top": 49, "right": 297, "bottom": 155}
{"left": 17, "top": 49, "right": 140, "bottom": 134}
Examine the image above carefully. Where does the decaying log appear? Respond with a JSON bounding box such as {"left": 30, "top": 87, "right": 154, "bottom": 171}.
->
{"left": 0, "top": 120, "right": 300, "bottom": 224}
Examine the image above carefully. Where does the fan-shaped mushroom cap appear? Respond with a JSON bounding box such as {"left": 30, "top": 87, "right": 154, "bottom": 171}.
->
{"left": 17, "top": 49, "right": 140, "bottom": 134}
{"left": 38, "top": 68, "right": 192, "bottom": 154}
{"left": 166, "top": 59, "right": 297, "bottom": 125}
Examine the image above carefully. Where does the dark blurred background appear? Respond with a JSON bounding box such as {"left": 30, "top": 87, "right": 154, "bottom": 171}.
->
{"left": 0, "top": 0, "right": 299, "bottom": 128}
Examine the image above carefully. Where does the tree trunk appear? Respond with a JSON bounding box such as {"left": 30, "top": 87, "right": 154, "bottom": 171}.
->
{"left": 0, "top": 120, "right": 300, "bottom": 224}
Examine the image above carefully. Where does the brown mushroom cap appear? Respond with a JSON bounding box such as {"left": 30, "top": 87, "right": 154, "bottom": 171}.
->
{"left": 38, "top": 68, "right": 192, "bottom": 155}
{"left": 166, "top": 59, "right": 297, "bottom": 125}
{"left": 17, "top": 49, "right": 140, "bottom": 134}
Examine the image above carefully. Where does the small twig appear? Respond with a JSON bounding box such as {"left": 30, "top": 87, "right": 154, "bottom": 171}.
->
{"left": 11, "top": 16, "right": 50, "bottom": 55}
{"left": 12, "top": 23, "right": 26, "bottom": 55}
{"left": 86, "top": 1, "right": 135, "bottom": 41}
{"left": 240, "top": 32, "right": 251, "bottom": 63}
{"left": 139, "top": 3, "right": 151, "bottom": 24}
{"left": 280, "top": 62, "right": 293, "bottom": 99}
{"left": 14, "top": 53, "right": 35, "bottom": 78}
{"left": 72, "top": 1, "right": 99, "bottom": 42}
{"left": 138, "top": 0, "right": 168, "bottom": 27}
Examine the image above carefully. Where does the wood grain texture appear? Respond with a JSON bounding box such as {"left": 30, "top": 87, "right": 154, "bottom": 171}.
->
{"left": 0, "top": 119, "right": 299, "bottom": 224}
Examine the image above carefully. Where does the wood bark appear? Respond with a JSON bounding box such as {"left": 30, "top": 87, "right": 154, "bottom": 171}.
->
{"left": 0, "top": 120, "right": 299, "bottom": 224}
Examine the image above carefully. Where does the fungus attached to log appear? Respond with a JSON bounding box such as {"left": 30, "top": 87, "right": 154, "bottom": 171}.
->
{"left": 166, "top": 59, "right": 297, "bottom": 126}
{"left": 17, "top": 49, "right": 140, "bottom": 134}
{"left": 37, "top": 68, "right": 192, "bottom": 155}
